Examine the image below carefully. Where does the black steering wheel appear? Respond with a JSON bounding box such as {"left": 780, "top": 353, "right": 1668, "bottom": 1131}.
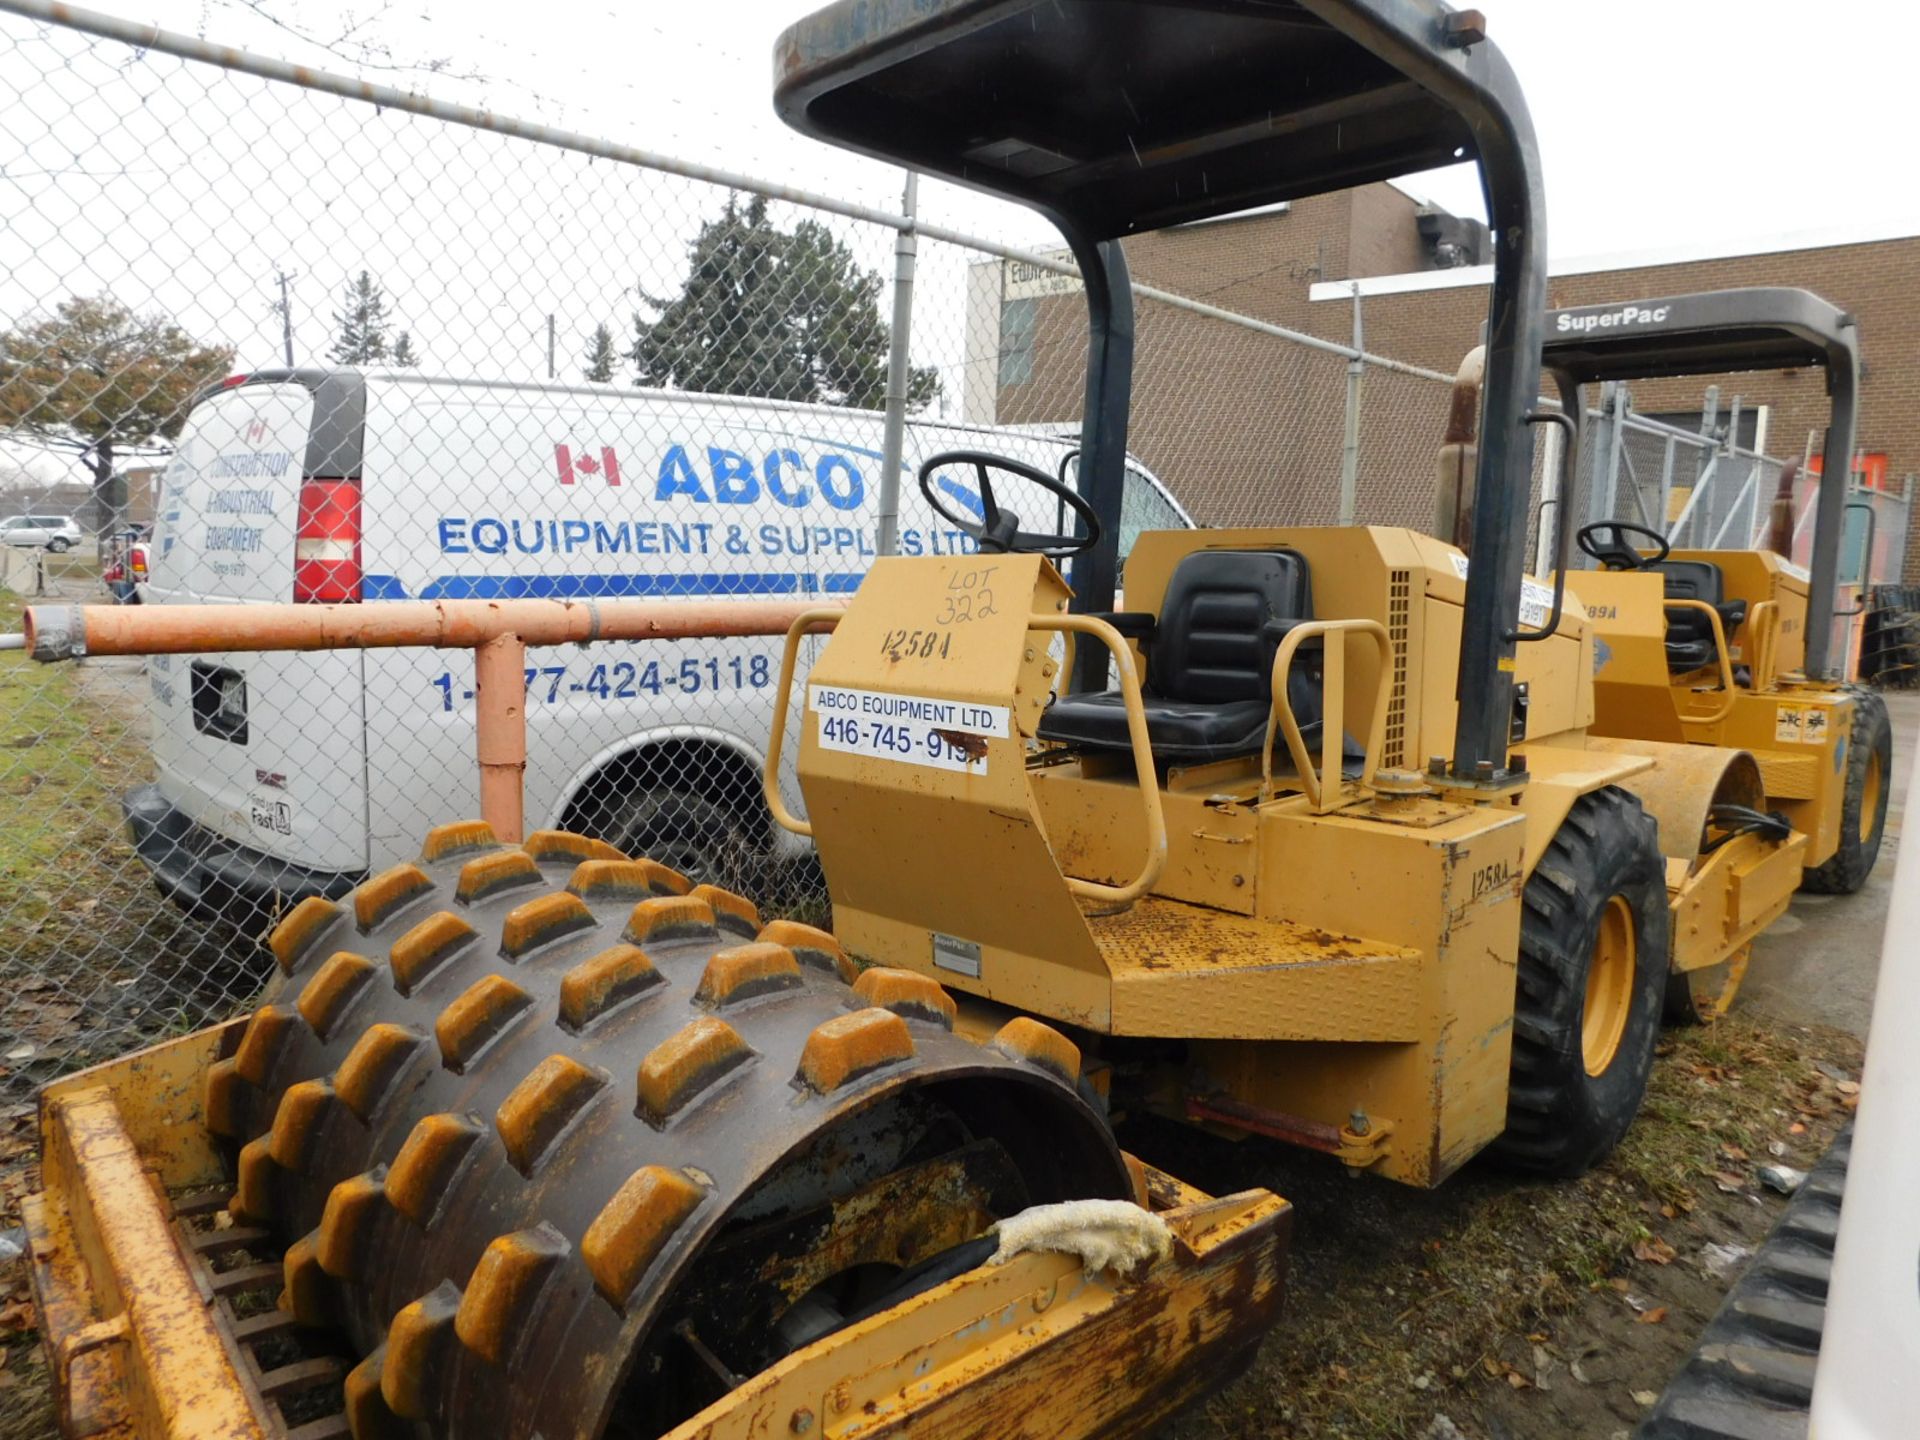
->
{"left": 917, "top": 450, "right": 1102, "bottom": 558}
{"left": 1577, "top": 520, "right": 1671, "bottom": 571}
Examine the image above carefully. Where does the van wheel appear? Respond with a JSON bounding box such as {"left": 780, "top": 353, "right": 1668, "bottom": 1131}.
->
{"left": 598, "top": 784, "right": 765, "bottom": 894}
{"left": 1490, "top": 786, "right": 1669, "bottom": 1177}
{"left": 1800, "top": 687, "right": 1893, "bottom": 895}
{"left": 47, "top": 537, "right": 70, "bottom": 553}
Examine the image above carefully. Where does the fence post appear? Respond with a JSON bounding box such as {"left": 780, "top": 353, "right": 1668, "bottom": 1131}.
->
{"left": 875, "top": 170, "right": 920, "bottom": 558}
{"left": 1534, "top": 413, "right": 1562, "bottom": 576}
{"left": 1339, "top": 283, "right": 1363, "bottom": 526}
{"left": 1599, "top": 382, "right": 1628, "bottom": 526}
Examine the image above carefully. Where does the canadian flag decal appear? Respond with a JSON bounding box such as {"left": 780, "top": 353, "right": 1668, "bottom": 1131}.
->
{"left": 555, "top": 443, "right": 622, "bottom": 486}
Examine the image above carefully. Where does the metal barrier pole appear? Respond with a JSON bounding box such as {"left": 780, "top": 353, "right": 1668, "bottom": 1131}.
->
{"left": 875, "top": 170, "right": 920, "bottom": 558}
{"left": 1657, "top": 433, "right": 1677, "bottom": 529}
{"left": 22, "top": 597, "right": 829, "bottom": 840}
{"left": 1666, "top": 450, "right": 1720, "bottom": 543}
{"left": 1707, "top": 457, "right": 1761, "bottom": 548}
{"left": 1339, "top": 283, "right": 1364, "bottom": 526}
{"left": 474, "top": 633, "right": 529, "bottom": 840}
{"left": 1600, "top": 383, "right": 1628, "bottom": 528}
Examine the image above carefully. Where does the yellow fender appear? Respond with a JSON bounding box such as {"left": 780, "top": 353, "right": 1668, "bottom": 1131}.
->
{"left": 1579, "top": 736, "right": 1807, "bottom": 994}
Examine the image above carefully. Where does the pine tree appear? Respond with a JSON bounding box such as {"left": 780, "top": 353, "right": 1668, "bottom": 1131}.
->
{"left": 391, "top": 331, "right": 419, "bottom": 368}
{"left": 583, "top": 323, "right": 617, "bottom": 383}
{"left": 328, "top": 271, "right": 394, "bottom": 366}
{"left": 630, "top": 195, "right": 939, "bottom": 409}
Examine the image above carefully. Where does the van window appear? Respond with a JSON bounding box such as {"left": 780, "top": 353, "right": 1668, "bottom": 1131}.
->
{"left": 1119, "top": 465, "right": 1185, "bottom": 569}
{"left": 1051, "top": 455, "right": 1186, "bottom": 575}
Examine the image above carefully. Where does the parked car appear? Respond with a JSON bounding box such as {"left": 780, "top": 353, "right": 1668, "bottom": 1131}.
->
{"left": 127, "top": 367, "right": 1192, "bottom": 921}
{"left": 0, "top": 514, "right": 82, "bottom": 551}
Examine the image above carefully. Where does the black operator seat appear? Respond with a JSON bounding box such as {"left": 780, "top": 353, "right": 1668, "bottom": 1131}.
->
{"left": 1656, "top": 560, "right": 1748, "bottom": 674}
{"left": 1037, "top": 549, "right": 1323, "bottom": 765}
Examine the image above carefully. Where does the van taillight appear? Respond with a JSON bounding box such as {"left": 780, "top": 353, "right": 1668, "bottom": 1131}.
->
{"left": 294, "top": 479, "right": 362, "bottom": 603}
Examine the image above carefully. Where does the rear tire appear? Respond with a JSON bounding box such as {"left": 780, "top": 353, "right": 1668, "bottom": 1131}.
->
{"left": 598, "top": 783, "right": 766, "bottom": 895}
{"left": 47, "top": 537, "right": 70, "bottom": 553}
{"left": 1490, "top": 787, "right": 1669, "bottom": 1177}
{"left": 1800, "top": 687, "right": 1892, "bottom": 895}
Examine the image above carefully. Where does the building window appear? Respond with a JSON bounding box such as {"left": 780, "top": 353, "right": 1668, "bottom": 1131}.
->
{"left": 999, "top": 298, "right": 1036, "bottom": 386}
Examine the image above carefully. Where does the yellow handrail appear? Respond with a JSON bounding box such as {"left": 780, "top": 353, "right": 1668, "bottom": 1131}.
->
{"left": 1261, "top": 619, "right": 1392, "bottom": 813}
{"left": 1745, "top": 600, "right": 1780, "bottom": 692}
{"left": 760, "top": 608, "right": 1168, "bottom": 908}
{"left": 761, "top": 607, "right": 845, "bottom": 839}
{"left": 1668, "top": 598, "right": 1738, "bottom": 726}
{"left": 1029, "top": 613, "right": 1169, "bottom": 907}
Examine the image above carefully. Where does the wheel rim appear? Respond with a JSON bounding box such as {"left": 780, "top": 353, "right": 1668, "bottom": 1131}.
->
{"left": 1859, "top": 746, "right": 1884, "bottom": 846}
{"left": 1583, "top": 896, "right": 1637, "bottom": 1076}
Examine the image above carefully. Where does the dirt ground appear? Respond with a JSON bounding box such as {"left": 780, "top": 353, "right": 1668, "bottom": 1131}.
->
{"left": 1155, "top": 1015, "right": 1863, "bottom": 1440}
{"left": 0, "top": 693, "right": 1906, "bottom": 1438}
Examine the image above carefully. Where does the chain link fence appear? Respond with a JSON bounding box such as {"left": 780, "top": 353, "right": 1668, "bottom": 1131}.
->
{"left": 0, "top": 0, "right": 1494, "bottom": 1095}
{"left": 1557, "top": 383, "right": 1912, "bottom": 575}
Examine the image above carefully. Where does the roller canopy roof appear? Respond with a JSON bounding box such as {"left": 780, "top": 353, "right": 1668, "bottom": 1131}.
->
{"left": 1543, "top": 288, "right": 1858, "bottom": 385}
{"left": 773, "top": 0, "right": 1520, "bottom": 240}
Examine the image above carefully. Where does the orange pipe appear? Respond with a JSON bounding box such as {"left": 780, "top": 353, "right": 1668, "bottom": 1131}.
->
{"left": 22, "top": 598, "right": 824, "bottom": 659}
{"left": 474, "top": 633, "right": 529, "bottom": 842}
{"left": 24, "top": 598, "right": 832, "bottom": 842}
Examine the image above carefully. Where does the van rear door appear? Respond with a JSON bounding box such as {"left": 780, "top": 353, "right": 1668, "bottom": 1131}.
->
{"left": 143, "top": 374, "right": 370, "bottom": 883}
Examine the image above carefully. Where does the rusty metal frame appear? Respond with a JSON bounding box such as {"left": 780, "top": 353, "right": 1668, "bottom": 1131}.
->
{"left": 24, "top": 598, "right": 829, "bottom": 842}
{"left": 26, "top": 1084, "right": 274, "bottom": 1439}
{"left": 25, "top": 1027, "right": 1289, "bottom": 1440}
{"left": 660, "top": 1178, "right": 1286, "bottom": 1440}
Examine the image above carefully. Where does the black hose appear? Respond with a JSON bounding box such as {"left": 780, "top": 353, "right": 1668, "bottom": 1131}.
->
{"left": 1701, "top": 803, "right": 1794, "bottom": 854}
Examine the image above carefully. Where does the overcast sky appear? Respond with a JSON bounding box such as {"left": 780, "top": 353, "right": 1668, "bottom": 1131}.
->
{"left": 155, "top": 0, "right": 1920, "bottom": 259}
{"left": 5, "top": 0, "right": 1918, "bottom": 490}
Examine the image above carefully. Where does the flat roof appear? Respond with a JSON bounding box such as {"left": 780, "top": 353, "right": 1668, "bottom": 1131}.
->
{"left": 1309, "top": 217, "right": 1920, "bottom": 302}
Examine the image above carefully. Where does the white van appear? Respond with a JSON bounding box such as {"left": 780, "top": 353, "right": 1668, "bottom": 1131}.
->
{"left": 129, "top": 368, "right": 1190, "bottom": 922}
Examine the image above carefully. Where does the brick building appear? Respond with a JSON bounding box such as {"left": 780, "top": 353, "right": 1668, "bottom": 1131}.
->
{"left": 967, "top": 184, "right": 1920, "bottom": 579}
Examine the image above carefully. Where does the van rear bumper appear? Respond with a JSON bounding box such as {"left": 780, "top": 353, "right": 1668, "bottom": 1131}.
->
{"left": 123, "top": 783, "right": 363, "bottom": 924}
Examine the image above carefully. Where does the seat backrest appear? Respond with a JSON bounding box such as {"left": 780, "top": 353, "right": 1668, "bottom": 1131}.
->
{"left": 1151, "top": 549, "right": 1312, "bottom": 703}
{"left": 1657, "top": 559, "right": 1725, "bottom": 606}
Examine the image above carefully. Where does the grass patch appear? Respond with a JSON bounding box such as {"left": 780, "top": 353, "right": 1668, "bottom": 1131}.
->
{"left": 0, "top": 592, "right": 268, "bottom": 1091}
{"left": 0, "top": 592, "right": 152, "bottom": 936}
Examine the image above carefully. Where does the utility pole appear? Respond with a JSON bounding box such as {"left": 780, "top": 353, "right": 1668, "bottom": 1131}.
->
{"left": 547, "top": 314, "right": 556, "bottom": 380}
{"left": 274, "top": 269, "right": 297, "bottom": 367}
{"left": 1338, "top": 281, "right": 1363, "bottom": 525}
{"left": 876, "top": 170, "right": 920, "bottom": 557}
